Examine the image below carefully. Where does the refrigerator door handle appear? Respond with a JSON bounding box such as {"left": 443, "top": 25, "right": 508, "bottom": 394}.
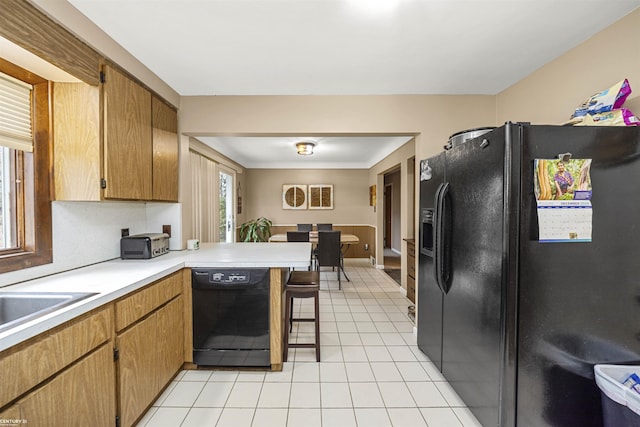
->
{"left": 433, "top": 183, "right": 443, "bottom": 293}
{"left": 435, "top": 182, "right": 452, "bottom": 294}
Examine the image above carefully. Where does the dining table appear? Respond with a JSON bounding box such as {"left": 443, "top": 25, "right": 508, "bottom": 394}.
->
{"left": 269, "top": 231, "right": 359, "bottom": 281}
{"left": 268, "top": 231, "right": 360, "bottom": 245}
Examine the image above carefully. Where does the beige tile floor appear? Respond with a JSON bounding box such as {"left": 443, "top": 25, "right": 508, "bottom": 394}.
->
{"left": 136, "top": 259, "right": 482, "bottom": 427}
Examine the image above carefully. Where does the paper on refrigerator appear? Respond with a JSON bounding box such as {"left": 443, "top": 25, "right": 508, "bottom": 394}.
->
{"left": 534, "top": 158, "right": 593, "bottom": 242}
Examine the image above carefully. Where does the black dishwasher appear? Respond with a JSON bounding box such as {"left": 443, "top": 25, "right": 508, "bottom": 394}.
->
{"left": 192, "top": 268, "right": 270, "bottom": 367}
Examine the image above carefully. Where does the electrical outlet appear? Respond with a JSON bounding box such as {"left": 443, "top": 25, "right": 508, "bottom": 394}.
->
{"left": 162, "top": 224, "right": 171, "bottom": 237}
{"left": 364, "top": 243, "right": 369, "bottom": 251}
{"left": 121, "top": 228, "right": 129, "bottom": 238}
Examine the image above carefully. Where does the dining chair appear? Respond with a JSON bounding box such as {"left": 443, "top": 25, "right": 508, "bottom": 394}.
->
{"left": 316, "top": 223, "right": 333, "bottom": 231}
{"left": 297, "top": 223, "right": 313, "bottom": 231}
{"left": 287, "top": 231, "right": 312, "bottom": 272}
{"left": 315, "top": 230, "right": 350, "bottom": 289}
{"left": 286, "top": 231, "right": 310, "bottom": 242}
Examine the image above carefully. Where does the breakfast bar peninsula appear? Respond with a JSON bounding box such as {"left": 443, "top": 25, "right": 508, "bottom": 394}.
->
{"left": 183, "top": 242, "right": 312, "bottom": 371}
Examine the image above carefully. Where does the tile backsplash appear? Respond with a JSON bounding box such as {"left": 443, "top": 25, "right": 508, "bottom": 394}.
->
{"left": 0, "top": 201, "right": 182, "bottom": 287}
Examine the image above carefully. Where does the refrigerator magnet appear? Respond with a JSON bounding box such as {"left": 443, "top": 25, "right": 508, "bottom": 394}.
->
{"left": 420, "top": 159, "right": 432, "bottom": 181}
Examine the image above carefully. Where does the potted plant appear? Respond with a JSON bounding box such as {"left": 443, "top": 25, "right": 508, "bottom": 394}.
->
{"left": 239, "top": 217, "right": 273, "bottom": 242}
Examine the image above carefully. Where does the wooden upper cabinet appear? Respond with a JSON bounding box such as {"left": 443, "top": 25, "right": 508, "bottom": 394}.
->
{"left": 152, "top": 97, "right": 179, "bottom": 201}
{"left": 102, "top": 64, "right": 152, "bottom": 200}
{"left": 53, "top": 65, "right": 178, "bottom": 202}
{"left": 53, "top": 82, "right": 101, "bottom": 201}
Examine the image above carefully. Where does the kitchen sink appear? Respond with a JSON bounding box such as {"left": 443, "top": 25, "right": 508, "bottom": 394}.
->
{"left": 0, "top": 292, "right": 98, "bottom": 333}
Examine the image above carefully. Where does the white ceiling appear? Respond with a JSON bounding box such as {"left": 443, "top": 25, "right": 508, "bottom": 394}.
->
{"left": 195, "top": 135, "right": 415, "bottom": 169}
{"left": 62, "top": 0, "right": 640, "bottom": 168}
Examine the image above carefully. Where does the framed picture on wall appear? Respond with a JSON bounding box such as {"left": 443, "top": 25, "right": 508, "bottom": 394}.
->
{"left": 308, "top": 184, "right": 333, "bottom": 209}
{"left": 282, "top": 184, "right": 307, "bottom": 209}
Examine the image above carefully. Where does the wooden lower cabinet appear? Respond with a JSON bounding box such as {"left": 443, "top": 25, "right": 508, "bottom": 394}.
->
{"left": 406, "top": 239, "right": 416, "bottom": 303}
{"left": 118, "top": 313, "right": 158, "bottom": 427}
{"left": 0, "top": 307, "right": 114, "bottom": 426}
{"left": 117, "top": 295, "right": 184, "bottom": 427}
{"left": 0, "top": 272, "right": 185, "bottom": 427}
{"left": 18, "top": 344, "right": 115, "bottom": 427}
{"left": 0, "top": 404, "right": 22, "bottom": 426}
{"left": 0, "top": 307, "right": 113, "bottom": 409}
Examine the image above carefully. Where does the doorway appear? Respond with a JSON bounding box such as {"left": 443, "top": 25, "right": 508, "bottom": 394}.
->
{"left": 384, "top": 184, "right": 392, "bottom": 249}
{"left": 383, "top": 168, "right": 401, "bottom": 284}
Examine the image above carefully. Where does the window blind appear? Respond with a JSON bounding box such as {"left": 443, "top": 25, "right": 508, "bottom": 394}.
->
{"left": 190, "top": 150, "right": 217, "bottom": 243}
{"left": 0, "top": 72, "right": 33, "bottom": 152}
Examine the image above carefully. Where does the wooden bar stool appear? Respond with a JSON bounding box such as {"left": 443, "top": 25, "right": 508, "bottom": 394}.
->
{"left": 283, "top": 270, "right": 321, "bottom": 362}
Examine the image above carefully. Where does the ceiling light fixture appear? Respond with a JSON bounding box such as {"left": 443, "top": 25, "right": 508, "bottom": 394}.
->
{"left": 296, "top": 141, "right": 315, "bottom": 155}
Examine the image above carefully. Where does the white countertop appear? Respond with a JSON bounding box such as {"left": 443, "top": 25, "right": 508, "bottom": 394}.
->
{"left": 0, "top": 242, "right": 311, "bottom": 352}
{"left": 183, "top": 242, "right": 312, "bottom": 268}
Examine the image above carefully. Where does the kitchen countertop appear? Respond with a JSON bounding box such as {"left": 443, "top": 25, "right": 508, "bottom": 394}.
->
{"left": 0, "top": 242, "right": 311, "bottom": 352}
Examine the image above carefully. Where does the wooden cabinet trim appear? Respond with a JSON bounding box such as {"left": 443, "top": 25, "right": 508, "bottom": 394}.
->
{"left": 270, "top": 268, "right": 283, "bottom": 368}
{"left": 182, "top": 268, "right": 193, "bottom": 363}
{"left": 0, "top": 0, "right": 102, "bottom": 85}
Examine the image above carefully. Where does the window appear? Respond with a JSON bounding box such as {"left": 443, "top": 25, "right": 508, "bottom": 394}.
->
{"left": 0, "top": 59, "right": 53, "bottom": 273}
{"left": 218, "top": 167, "right": 235, "bottom": 243}
{"left": 190, "top": 149, "right": 236, "bottom": 243}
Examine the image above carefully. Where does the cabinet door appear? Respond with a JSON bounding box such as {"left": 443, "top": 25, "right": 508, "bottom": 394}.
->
{"left": 115, "top": 270, "right": 182, "bottom": 332}
{"left": 53, "top": 82, "right": 101, "bottom": 201}
{"left": 156, "top": 296, "right": 184, "bottom": 388}
{"left": 117, "top": 313, "right": 158, "bottom": 427}
{"left": 102, "top": 65, "right": 152, "bottom": 200}
{"left": 18, "top": 344, "right": 115, "bottom": 427}
{"left": 0, "top": 404, "right": 22, "bottom": 425}
{"left": 0, "top": 307, "right": 113, "bottom": 409}
{"left": 152, "top": 96, "right": 179, "bottom": 201}
{"left": 407, "top": 275, "right": 416, "bottom": 303}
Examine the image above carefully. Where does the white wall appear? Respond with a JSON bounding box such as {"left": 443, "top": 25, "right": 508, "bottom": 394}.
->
{"left": 245, "top": 169, "right": 370, "bottom": 226}
{"left": 368, "top": 139, "right": 416, "bottom": 270}
{"left": 497, "top": 9, "right": 640, "bottom": 123}
{"left": 0, "top": 201, "right": 181, "bottom": 287}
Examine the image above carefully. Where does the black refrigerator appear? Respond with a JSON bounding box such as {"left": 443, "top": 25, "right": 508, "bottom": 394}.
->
{"left": 417, "top": 123, "right": 640, "bottom": 427}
